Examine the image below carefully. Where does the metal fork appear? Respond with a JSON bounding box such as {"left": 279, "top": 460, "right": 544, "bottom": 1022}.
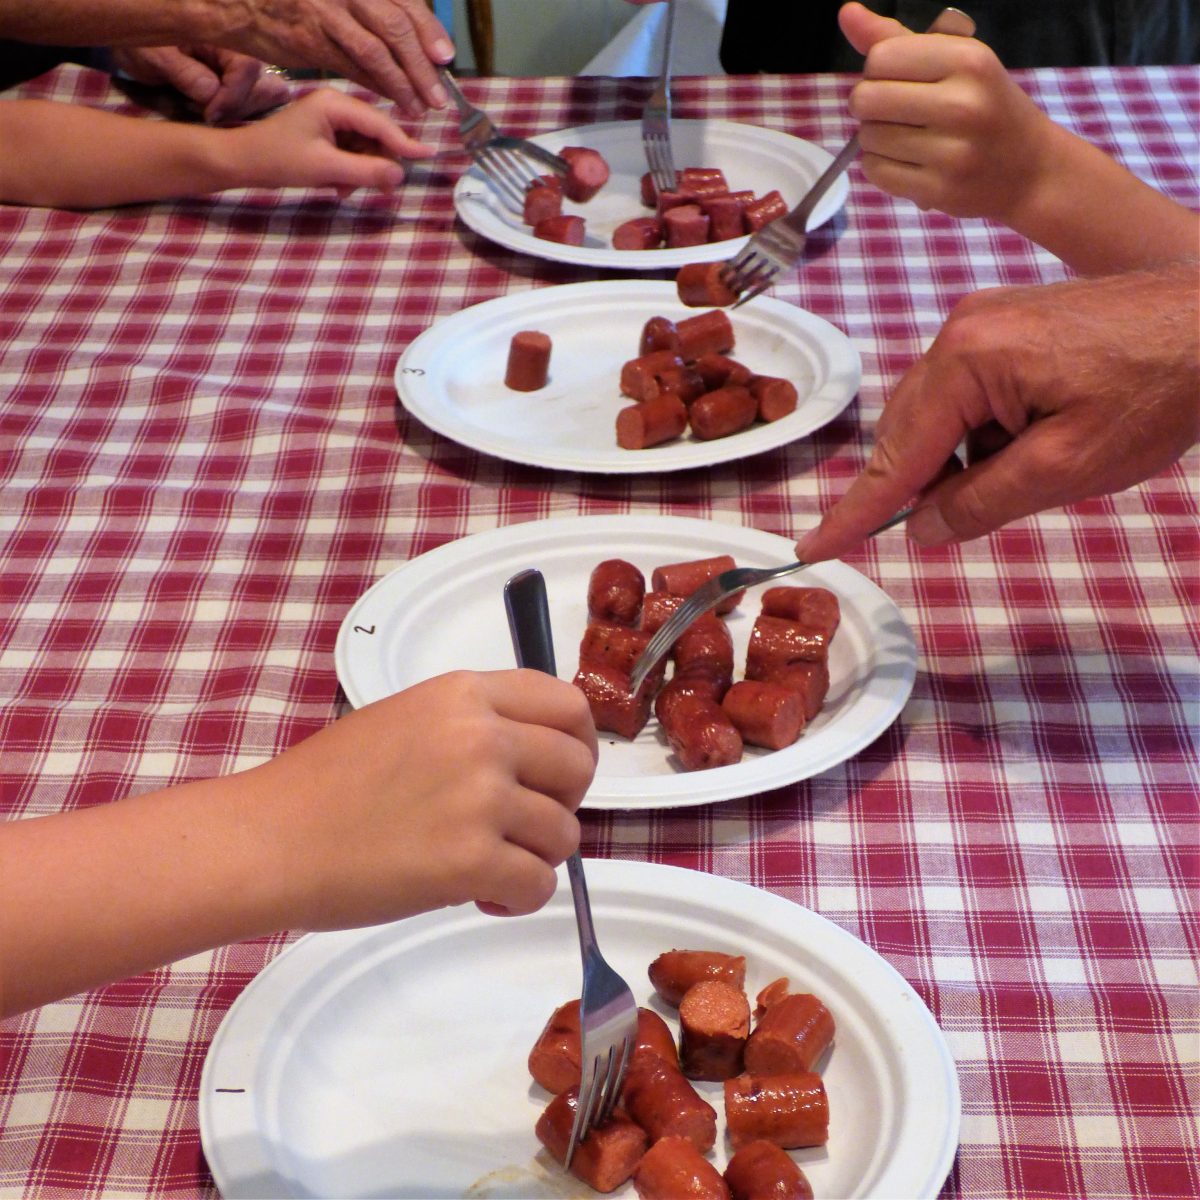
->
{"left": 720, "top": 7, "right": 977, "bottom": 307}
{"left": 628, "top": 508, "right": 913, "bottom": 693}
{"left": 439, "top": 68, "right": 568, "bottom": 212}
{"left": 503, "top": 568, "right": 639, "bottom": 1168}
{"left": 641, "top": 0, "right": 678, "bottom": 192}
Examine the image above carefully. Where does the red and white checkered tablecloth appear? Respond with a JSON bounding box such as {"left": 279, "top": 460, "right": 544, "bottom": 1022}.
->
{"left": 1, "top": 64, "right": 1197, "bottom": 1199}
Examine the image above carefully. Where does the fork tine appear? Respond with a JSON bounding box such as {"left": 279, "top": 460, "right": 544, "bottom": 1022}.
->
{"left": 473, "top": 149, "right": 526, "bottom": 211}
{"left": 595, "top": 1036, "right": 634, "bottom": 1125}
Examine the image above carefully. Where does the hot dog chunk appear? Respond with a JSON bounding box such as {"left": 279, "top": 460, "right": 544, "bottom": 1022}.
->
{"left": 620, "top": 349, "right": 686, "bottom": 402}
{"left": 701, "top": 194, "right": 746, "bottom": 242}
{"left": 676, "top": 262, "right": 739, "bottom": 309}
{"left": 679, "top": 166, "right": 730, "bottom": 193}
{"left": 533, "top": 214, "right": 586, "bottom": 245}
{"left": 616, "top": 395, "right": 688, "bottom": 450}
{"left": 614, "top": 216, "right": 664, "bottom": 251}
{"left": 649, "top": 949, "right": 748, "bottom": 1007}
{"left": 664, "top": 203, "right": 711, "bottom": 248}
{"left": 676, "top": 309, "right": 735, "bottom": 359}
{"left": 536, "top": 1088, "right": 647, "bottom": 1193}
{"left": 673, "top": 611, "right": 734, "bottom": 683}
{"left": 763, "top": 660, "right": 830, "bottom": 722}
{"left": 745, "top": 615, "right": 830, "bottom": 678}
{"left": 651, "top": 554, "right": 742, "bottom": 615}
{"left": 724, "top": 1072, "right": 829, "bottom": 1150}
{"left": 759, "top": 587, "right": 840, "bottom": 641}
{"left": 504, "top": 330, "right": 552, "bottom": 392}
{"left": 573, "top": 662, "right": 655, "bottom": 739}
{"left": 748, "top": 375, "right": 799, "bottom": 422}
{"left": 639, "top": 316, "right": 681, "bottom": 355}
{"left": 743, "top": 190, "right": 788, "bottom": 231}
{"left": 694, "top": 354, "right": 754, "bottom": 392}
{"left": 656, "top": 688, "right": 743, "bottom": 771}
{"left": 721, "top": 680, "right": 805, "bottom": 750}
{"left": 587, "top": 559, "right": 646, "bottom": 626}
{"left": 744, "top": 992, "right": 835, "bottom": 1075}
{"left": 724, "top": 1140, "right": 814, "bottom": 1200}
{"left": 754, "top": 977, "right": 791, "bottom": 1019}
{"left": 679, "top": 978, "right": 750, "bottom": 1080}
{"left": 639, "top": 590, "right": 685, "bottom": 635}
{"left": 523, "top": 178, "right": 563, "bottom": 226}
{"left": 560, "top": 146, "right": 610, "bottom": 202}
{"left": 579, "top": 620, "right": 657, "bottom": 677}
{"left": 689, "top": 386, "right": 757, "bottom": 441}
{"left": 622, "top": 1049, "right": 718, "bottom": 1152}
{"left": 633, "top": 1136, "right": 731, "bottom": 1200}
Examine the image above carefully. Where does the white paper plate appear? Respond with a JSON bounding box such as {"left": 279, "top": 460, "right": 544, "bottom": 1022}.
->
{"left": 453, "top": 119, "right": 849, "bottom": 268}
{"left": 334, "top": 516, "right": 916, "bottom": 809}
{"left": 396, "top": 281, "right": 860, "bottom": 474}
{"left": 200, "top": 860, "right": 960, "bottom": 1200}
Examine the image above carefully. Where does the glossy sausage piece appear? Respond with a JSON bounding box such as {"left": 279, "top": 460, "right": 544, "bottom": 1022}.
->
{"left": 676, "top": 308, "right": 736, "bottom": 358}
{"left": 639, "top": 590, "right": 685, "bottom": 634}
{"left": 749, "top": 375, "right": 799, "bottom": 422}
{"left": 633, "top": 1135, "right": 731, "bottom": 1200}
{"left": 656, "top": 688, "right": 744, "bottom": 771}
{"left": 702, "top": 194, "right": 746, "bottom": 242}
{"left": 674, "top": 611, "right": 734, "bottom": 675}
{"left": 676, "top": 262, "right": 739, "bottom": 309}
{"left": 504, "top": 330, "right": 552, "bottom": 392}
{"left": 745, "top": 615, "right": 829, "bottom": 678}
{"left": 639, "top": 316, "right": 681, "bottom": 356}
{"left": 614, "top": 215, "right": 664, "bottom": 251}
{"left": 649, "top": 949, "right": 748, "bottom": 1007}
{"left": 744, "top": 992, "right": 836, "bottom": 1075}
{"left": 620, "top": 349, "right": 686, "bottom": 402}
{"left": 679, "top": 978, "right": 751, "bottom": 1080}
{"left": 533, "top": 214, "right": 586, "bottom": 245}
{"left": 523, "top": 179, "right": 563, "bottom": 226}
{"left": 758, "top": 660, "right": 829, "bottom": 721}
{"left": 744, "top": 189, "right": 788, "bottom": 231}
{"left": 616, "top": 394, "right": 689, "bottom": 450}
{"left": 622, "top": 1049, "right": 717, "bottom": 1152}
{"left": 679, "top": 166, "right": 730, "bottom": 193}
{"left": 754, "top": 976, "right": 791, "bottom": 1019}
{"left": 724, "top": 1072, "right": 829, "bottom": 1150}
{"left": 689, "top": 385, "right": 757, "bottom": 441}
{"left": 651, "top": 554, "right": 743, "bottom": 615}
{"left": 536, "top": 1087, "right": 647, "bottom": 1193}
{"left": 560, "top": 146, "right": 611, "bottom": 202}
{"left": 694, "top": 354, "right": 754, "bottom": 392}
{"left": 724, "top": 1139, "right": 814, "bottom": 1200}
{"left": 579, "top": 619, "right": 657, "bottom": 677}
{"left": 759, "top": 587, "right": 841, "bottom": 641}
{"left": 721, "top": 680, "right": 805, "bottom": 750}
{"left": 664, "top": 204, "right": 711, "bottom": 248}
{"left": 587, "top": 559, "right": 646, "bottom": 626}
{"left": 572, "top": 661, "right": 653, "bottom": 739}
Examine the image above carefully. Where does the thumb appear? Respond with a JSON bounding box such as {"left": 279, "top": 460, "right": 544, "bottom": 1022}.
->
{"left": 152, "top": 46, "right": 221, "bottom": 106}
{"left": 837, "top": 1, "right": 912, "bottom": 56}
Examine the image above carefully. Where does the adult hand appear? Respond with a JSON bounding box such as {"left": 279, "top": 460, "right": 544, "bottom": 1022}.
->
{"left": 110, "top": 45, "right": 292, "bottom": 124}
{"left": 793, "top": 265, "right": 1200, "bottom": 563}
{"left": 257, "top": 670, "right": 598, "bottom": 931}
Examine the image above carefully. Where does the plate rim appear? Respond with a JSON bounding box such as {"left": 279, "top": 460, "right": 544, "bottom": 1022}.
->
{"left": 395, "top": 279, "right": 862, "bottom": 475}
{"left": 200, "top": 859, "right": 961, "bottom": 1200}
{"left": 334, "top": 514, "right": 916, "bottom": 809}
{"left": 452, "top": 117, "right": 851, "bottom": 270}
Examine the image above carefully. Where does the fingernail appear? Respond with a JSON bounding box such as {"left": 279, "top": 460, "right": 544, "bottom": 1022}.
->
{"left": 432, "top": 39, "right": 455, "bottom": 61}
{"left": 794, "top": 529, "right": 819, "bottom": 559}
{"left": 909, "top": 504, "right": 955, "bottom": 545}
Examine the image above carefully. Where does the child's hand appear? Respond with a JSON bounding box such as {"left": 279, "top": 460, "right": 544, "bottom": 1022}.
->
{"left": 232, "top": 88, "right": 436, "bottom": 195}
{"left": 837, "top": 2, "right": 1057, "bottom": 224}
{"left": 254, "top": 670, "right": 598, "bottom": 931}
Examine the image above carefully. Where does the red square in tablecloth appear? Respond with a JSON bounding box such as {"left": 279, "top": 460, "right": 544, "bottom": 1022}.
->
{"left": 1064, "top": 849, "right": 1124, "bottom": 888}
{"left": 1109, "top": 1062, "right": 1189, "bottom": 1112}
{"left": 37, "top": 1128, "right": 117, "bottom": 1190}
{"left": 961, "top": 845, "right": 1021, "bottom": 883}
{"left": 1078, "top": 911, "right": 1141, "bottom": 955}
{"left": 1008, "top": 1145, "right": 1080, "bottom": 1198}
{"left": 972, "top": 914, "right": 1034, "bottom": 954}
{"left": 1130, "top": 1150, "right": 1200, "bottom": 1199}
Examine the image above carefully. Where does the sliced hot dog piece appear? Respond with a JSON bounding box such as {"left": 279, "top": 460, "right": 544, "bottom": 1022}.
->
{"left": 579, "top": 620, "right": 659, "bottom": 678}
{"left": 639, "top": 316, "right": 681, "bottom": 356}
{"left": 676, "top": 309, "right": 735, "bottom": 359}
{"left": 663, "top": 203, "right": 711, "bottom": 248}
{"left": 689, "top": 385, "right": 757, "bottom": 441}
{"left": 745, "top": 614, "right": 830, "bottom": 678}
{"left": 694, "top": 354, "right": 753, "bottom": 392}
{"left": 620, "top": 349, "right": 686, "bottom": 402}
{"left": 649, "top": 950, "right": 747, "bottom": 1006}
{"left": 754, "top": 977, "right": 791, "bottom": 1019}
{"left": 679, "top": 166, "right": 729, "bottom": 192}
{"left": 673, "top": 612, "right": 734, "bottom": 697}
{"left": 744, "top": 189, "right": 788, "bottom": 231}
{"left": 614, "top": 215, "right": 664, "bottom": 251}
{"left": 723, "top": 1072, "right": 830, "bottom": 1150}
{"left": 523, "top": 180, "right": 563, "bottom": 226}
{"left": 639, "top": 590, "right": 685, "bottom": 635}
{"left": 701, "top": 194, "right": 746, "bottom": 242}
{"left": 617, "top": 394, "right": 689, "bottom": 450}
{"left": 744, "top": 992, "right": 835, "bottom": 1075}
{"left": 533, "top": 214, "right": 586, "bottom": 245}
{"left": 560, "top": 145, "right": 610, "bottom": 202}
{"left": 759, "top": 587, "right": 840, "bottom": 641}
{"left": 655, "top": 189, "right": 693, "bottom": 217}
{"left": 622, "top": 1049, "right": 717, "bottom": 1152}
{"left": 721, "top": 680, "right": 805, "bottom": 750}
{"left": 763, "top": 660, "right": 830, "bottom": 721}
{"left": 651, "top": 554, "right": 742, "bottom": 615}
{"left": 587, "top": 559, "right": 646, "bottom": 626}
{"left": 636, "top": 1006, "right": 681, "bottom": 1067}
{"left": 573, "top": 661, "right": 654, "bottom": 739}
{"left": 749, "top": 375, "right": 799, "bottom": 422}
{"left": 633, "top": 1136, "right": 731, "bottom": 1200}
{"left": 656, "top": 688, "right": 743, "bottom": 771}
{"left": 655, "top": 365, "right": 706, "bottom": 404}
{"left": 679, "top": 978, "right": 751, "bottom": 1080}
{"left": 640, "top": 170, "right": 673, "bottom": 207}
{"left": 724, "top": 1139, "right": 814, "bottom": 1200}
{"left": 504, "top": 330, "right": 552, "bottom": 392}
{"left": 676, "top": 262, "right": 739, "bottom": 309}
{"left": 536, "top": 1088, "right": 647, "bottom": 1193}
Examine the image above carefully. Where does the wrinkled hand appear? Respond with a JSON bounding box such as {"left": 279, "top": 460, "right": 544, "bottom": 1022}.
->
{"left": 213, "top": 0, "right": 454, "bottom": 118}
{"left": 837, "top": 1, "right": 1055, "bottom": 222}
{"left": 230, "top": 88, "right": 435, "bottom": 194}
{"left": 110, "top": 45, "right": 292, "bottom": 124}
{"left": 794, "top": 265, "right": 1200, "bottom": 562}
{"left": 258, "top": 670, "right": 598, "bottom": 931}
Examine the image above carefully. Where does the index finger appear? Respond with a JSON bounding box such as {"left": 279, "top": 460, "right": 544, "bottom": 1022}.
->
{"left": 484, "top": 669, "right": 600, "bottom": 763}
{"left": 361, "top": 0, "right": 454, "bottom": 111}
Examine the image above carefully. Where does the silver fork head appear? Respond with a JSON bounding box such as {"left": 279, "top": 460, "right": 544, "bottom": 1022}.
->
{"left": 644, "top": 127, "right": 677, "bottom": 194}
{"left": 628, "top": 574, "right": 737, "bottom": 693}
{"left": 473, "top": 144, "right": 541, "bottom": 211}
{"left": 566, "top": 1025, "right": 636, "bottom": 1165}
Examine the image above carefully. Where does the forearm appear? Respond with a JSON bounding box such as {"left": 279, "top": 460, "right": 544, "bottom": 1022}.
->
{"left": 0, "top": 0, "right": 227, "bottom": 46}
{"left": 0, "top": 768, "right": 290, "bottom": 1018}
{"left": 1005, "top": 121, "right": 1200, "bottom": 275}
{"left": 0, "top": 102, "right": 256, "bottom": 207}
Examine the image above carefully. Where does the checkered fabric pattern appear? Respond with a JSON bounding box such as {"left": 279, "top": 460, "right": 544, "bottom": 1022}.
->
{"left": 1, "top": 65, "right": 1197, "bottom": 1198}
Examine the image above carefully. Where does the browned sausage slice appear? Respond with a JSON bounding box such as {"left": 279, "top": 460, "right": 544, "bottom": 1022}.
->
{"left": 616, "top": 395, "right": 689, "bottom": 450}
{"left": 701, "top": 194, "right": 746, "bottom": 242}
{"left": 649, "top": 949, "right": 748, "bottom": 1006}
{"left": 613, "top": 216, "right": 664, "bottom": 250}
{"left": 745, "top": 615, "right": 830, "bottom": 678}
{"left": 676, "top": 262, "right": 739, "bottom": 309}
{"left": 633, "top": 1135, "right": 731, "bottom": 1200}
{"left": 721, "top": 680, "right": 806, "bottom": 750}
{"left": 504, "top": 330, "right": 552, "bottom": 392}
{"left": 689, "top": 386, "right": 757, "bottom": 441}
{"left": 651, "top": 554, "right": 742, "bottom": 614}
{"left": 560, "top": 146, "right": 610, "bottom": 201}
{"left": 759, "top": 587, "right": 841, "bottom": 641}
{"left": 656, "top": 689, "right": 743, "bottom": 771}
{"left": 536, "top": 1088, "right": 647, "bottom": 1193}
{"left": 639, "top": 316, "right": 681, "bottom": 355}
{"left": 724, "top": 1139, "right": 814, "bottom": 1200}
{"left": 744, "top": 992, "right": 836, "bottom": 1075}
{"left": 694, "top": 354, "right": 754, "bottom": 391}
{"left": 579, "top": 619, "right": 657, "bottom": 676}
{"left": 676, "top": 308, "right": 735, "bottom": 358}
{"left": 523, "top": 180, "right": 563, "bottom": 226}
{"left": 744, "top": 190, "right": 788, "bottom": 231}
{"left": 573, "top": 662, "right": 654, "bottom": 739}
{"left": 620, "top": 349, "right": 686, "bottom": 401}
{"left": 664, "top": 203, "right": 711, "bottom": 248}
{"left": 533, "top": 214, "right": 586, "bottom": 244}
{"left": 622, "top": 1049, "right": 717, "bottom": 1152}
{"left": 679, "top": 978, "right": 751, "bottom": 1080}
{"left": 763, "top": 660, "right": 830, "bottom": 721}
{"left": 723, "top": 1072, "right": 829, "bottom": 1150}
{"left": 587, "top": 559, "right": 645, "bottom": 626}
{"left": 749, "top": 375, "right": 799, "bottom": 422}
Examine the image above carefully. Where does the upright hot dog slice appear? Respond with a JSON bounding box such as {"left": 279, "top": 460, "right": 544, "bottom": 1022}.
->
{"left": 744, "top": 189, "right": 788, "bottom": 231}
{"left": 560, "top": 146, "right": 610, "bottom": 202}
{"left": 679, "top": 978, "right": 751, "bottom": 1080}
{"left": 580, "top": 620, "right": 658, "bottom": 677}
{"left": 701, "top": 194, "right": 746, "bottom": 242}
{"left": 620, "top": 349, "right": 686, "bottom": 402}
{"left": 649, "top": 949, "right": 748, "bottom": 1007}
{"left": 743, "top": 992, "right": 835, "bottom": 1075}
{"left": 536, "top": 1088, "right": 647, "bottom": 1193}
{"left": 622, "top": 1049, "right": 718, "bottom": 1152}
{"left": 724, "top": 1072, "right": 830, "bottom": 1150}
{"left": 523, "top": 176, "right": 563, "bottom": 226}
{"left": 664, "top": 203, "right": 711, "bottom": 248}
{"left": 763, "top": 660, "right": 830, "bottom": 721}
{"left": 587, "top": 559, "right": 646, "bottom": 626}
{"left": 721, "top": 680, "right": 805, "bottom": 750}
{"left": 504, "top": 330, "right": 552, "bottom": 392}
{"left": 639, "top": 316, "right": 681, "bottom": 355}
{"left": 656, "top": 688, "right": 743, "bottom": 771}
{"left": 651, "top": 554, "right": 742, "bottom": 615}
{"left": 633, "top": 1136, "right": 731, "bottom": 1200}
{"left": 724, "top": 1140, "right": 814, "bottom": 1200}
